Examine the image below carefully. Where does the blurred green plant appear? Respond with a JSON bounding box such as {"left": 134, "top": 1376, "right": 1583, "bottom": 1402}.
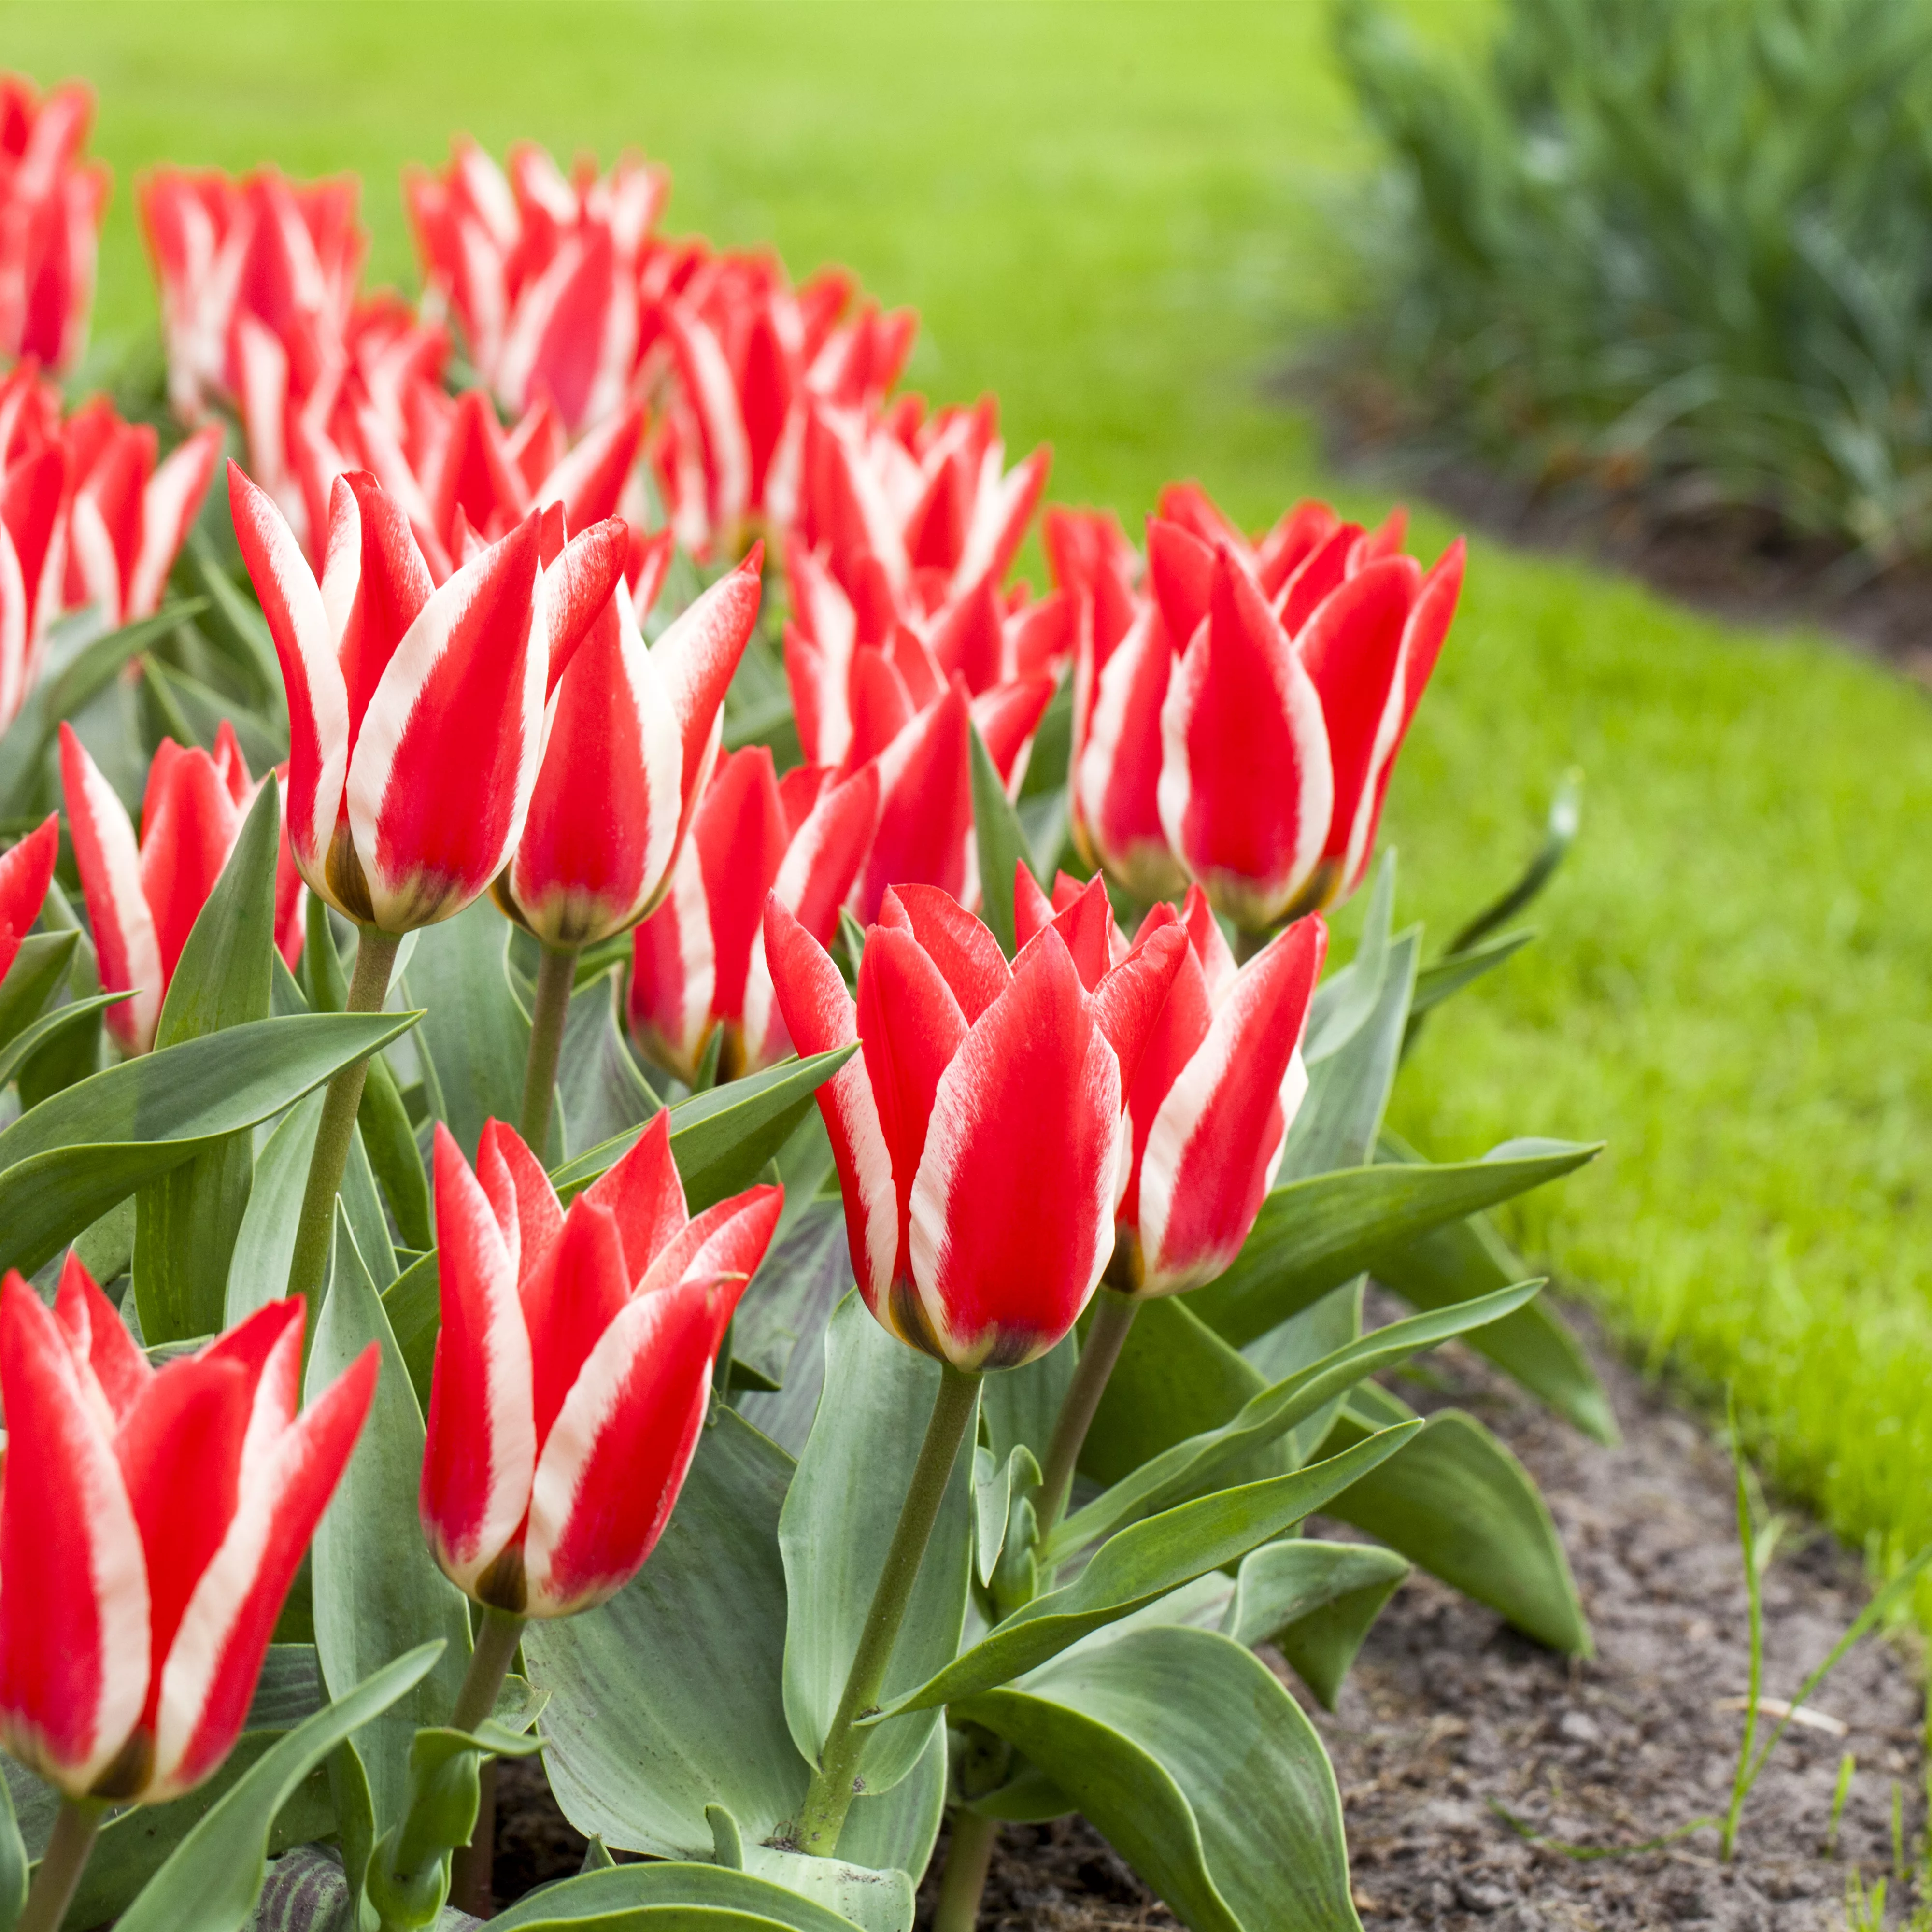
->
{"left": 1333, "top": 0, "right": 1932, "bottom": 565}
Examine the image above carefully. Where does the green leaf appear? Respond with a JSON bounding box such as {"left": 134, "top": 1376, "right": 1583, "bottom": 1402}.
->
{"left": 780, "top": 1295, "right": 976, "bottom": 1797}
{"left": 876, "top": 1422, "right": 1417, "bottom": 1717}
{"left": 836, "top": 1723, "right": 946, "bottom": 1886}
{"left": 0, "top": 1010, "right": 415, "bottom": 1277}
{"left": 525, "top": 1409, "right": 809, "bottom": 1857}
{"left": 1406, "top": 926, "right": 1533, "bottom": 1023}
{"left": 1370, "top": 1131, "right": 1617, "bottom": 1443}
{"left": 145, "top": 658, "right": 287, "bottom": 769}
{"left": 489, "top": 1862, "right": 884, "bottom": 1931}
{"left": 14, "top": 888, "right": 103, "bottom": 1109}
{"left": 1186, "top": 1136, "right": 1599, "bottom": 1350}
{"left": 0, "top": 932, "right": 77, "bottom": 1055}
{"left": 1320, "top": 1388, "right": 1590, "bottom": 1654}
{"left": 0, "top": 1769, "right": 23, "bottom": 1932}
{"left": 245, "top": 1647, "right": 327, "bottom": 1731}
{"left": 1222, "top": 1539, "right": 1410, "bottom": 1709}
{"left": 556, "top": 965, "right": 661, "bottom": 1160}
{"left": 704, "top": 1804, "right": 916, "bottom": 1932}
{"left": 0, "top": 990, "right": 125, "bottom": 1094}
{"left": 381, "top": 1249, "right": 441, "bottom": 1417}
{"left": 359, "top": 1045, "right": 433, "bottom": 1252}
{"left": 549, "top": 1045, "right": 856, "bottom": 1213}
{"left": 132, "top": 781, "right": 281, "bottom": 1344}
{"left": 974, "top": 1443, "right": 1041, "bottom": 1587}
{"left": 957, "top": 1626, "right": 1361, "bottom": 1932}
{"left": 732, "top": 1193, "right": 848, "bottom": 1413}
{"left": 969, "top": 720, "right": 1033, "bottom": 958}
{"left": 309, "top": 1208, "right": 472, "bottom": 1833}
{"left": 1300, "top": 848, "right": 1395, "bottom": 1067}
{"left": 184, "top": 531, "right": 283, "bottom": 705}
{"left": 114, "top": 1643, "right": 445, "bottom": 1932}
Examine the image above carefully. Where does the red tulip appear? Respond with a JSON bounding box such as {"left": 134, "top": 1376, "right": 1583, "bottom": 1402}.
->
{"left": 0, "top": 75, "right": 109, "bottom": 375}
{"left": 0, "top": 1264, "right": 375, "bottom": 1802}
{"left": 58, "top": 401, "right": 222, "bottom": 629}
{"left": 0, "top": 418, "right": 66, "bottom": 730}
{"left": 420, "top": 1112, "right": 779, "bottom": 1617}
{"left": 1016, "top": 873, "right": 1326, "bottom": 1295}
{"left": 61, "top": 722, "right": 307, "bottom": 1055}
{"left": 629, "top": 744, "right": 878, "bottom": 1082}
{"left": 499, "top": 543, "right": 763, "bottom": 950}
{"left": 1149, "top": 487, "right": 1463, "bottom": 929}
{"left": 227, "top": 461, "right": 622, "bottom": 934}
{"left": 0, "top": 812, "right": 57, "bottom": 983}
{"left": 762, "top": 882, "right": 1187, "bottom": 1370}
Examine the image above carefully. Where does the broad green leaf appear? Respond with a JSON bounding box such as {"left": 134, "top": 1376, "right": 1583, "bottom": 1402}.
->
{"left": 398, "top": 900, "right": 529, "bottom": 1159}
{"left": 1185, "top": 1137, "right": 1599, "bottom": 1350}
{"left": 309, "top": 1210, "right": 471, "bottom": 1833}
{"left": 245, "top": 1647, "right": 327, "bottom": 1731}
{"left": 876, "top": 1423, "right": 1417, "bottom": 1717}
{"left": 0, "top": 990, "right": 124, "bottom": 1094}
{"left": 549, "top": 1045, "right": 855, "bottom": 1213}
{"left": 0, "top": 1770, "right": 22, "bottom": 1932}
{"left": 837, "top": 1722, "right": 946, "bottom": 1885}
{"left": 382, "top": 1249, "right": 441, "bottom": 1416}
{"left": 958, "top": 1626, "right": 1361, "bottom": 1932}
{"left": 732, "top": 1194, "right": 850, "bottom": 1426}
{"left": 974, "top": 1443, "right": 1041, "bottom": 1587}
{"left": 780, "top": 1295, "right": 976, "bottom": 1797}
{"left": 1321, "top": 1385, "right": 1588, "bottom": 1652}
{"left": 133, "top": 782, "right": 280, "bottom": 1343}
{"left": 489, "top": 1861, "right": 876, "bottom": 1931}
{"left": 185, "top": 531, "right": 283, "bottom": 704}
{"left": 0, "top": 1010, "right": 415, "bottom": 1277}
{"left": 1370, "top": 1132, "right": 1617, "bottom": 1443}
{"left": 114, "top": 1643, "right": 445, "bottom": 1932}
{"left": 1050, "top": 1279, "right": 1543, "bottom": 1559}
{"left": 970, "top": 721, "right": 1034, "bottom": 958}
{"left": 1300, "top": 848, "right": 1394, "bottom": 1067}
{"left": 1406, "top": 927, "right": 1533, "bottom": 1024}
{"left": 147, "top": 658, "right": 286, "bottom": 769}
{"left": 14, "top": 883, "right": 102, "bottom": 1107}
{"left": 525, "top": 1409, "right": 808, "bottom": 1857}
{"left": 0, "top": 931, "right": 76, "bottom": 1054}
{"left": 556, "top": 965, "right": 661, "bottom": 1160}
{"left": 1222, "top": 1539, "right": 1410, "bottom": 1709}
{"left": 705, "top": 1802, "right": 915, "bottom": 1932}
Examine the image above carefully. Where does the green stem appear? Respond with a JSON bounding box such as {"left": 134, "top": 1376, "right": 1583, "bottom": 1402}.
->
{"left": 1036, "top": 1290, "right": 1139, "bottom": 1541}
{"left": 795, "top": 1364, "right": 981, "bottom": 1857}
{"left": 519, "top": 942, "right": 579, "bottom": 1153}
{"left": 286, "top": 926, "right": 401, "bottom": 1311}
{"left": 18, "top": 1797, "right": 101, "bottom": 1932}
{"left": 445, "top": 1606, "right": 526, "bottom": 1918}
{"left": 933, "top": 1808, "right": 999, "bottom": 1932}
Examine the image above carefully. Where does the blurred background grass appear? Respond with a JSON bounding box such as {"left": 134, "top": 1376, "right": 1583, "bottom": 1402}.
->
{"left": 11, "top": 0, "right": 1932, "bottom": 1587}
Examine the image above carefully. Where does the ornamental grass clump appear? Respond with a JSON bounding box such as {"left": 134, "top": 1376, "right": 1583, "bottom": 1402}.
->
{"left": 1334, "top": 0, "right": 1932, "bottom": 565}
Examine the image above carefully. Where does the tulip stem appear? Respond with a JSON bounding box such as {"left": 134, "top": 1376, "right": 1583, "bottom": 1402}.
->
{"left": 795, "top": 1362, "right": 981, "bottom": 1858}
{"left": 447, "top": 1605, "right": 526, "bottom": 1917}
{"left": 19, "top": 1797, "right": 102, "bottom": 1932}
{"left": 519, "top": 942, "right": 580, "bottom": 1154}
{"left": 933, "top": 1809, "right": 1000, "bottom": 1932}
{"left": 287, "top": 926, "right": 402, "bottom": 1316}
{"left": 1036, "top": 1288, "right": 1140, "bottom": 1541}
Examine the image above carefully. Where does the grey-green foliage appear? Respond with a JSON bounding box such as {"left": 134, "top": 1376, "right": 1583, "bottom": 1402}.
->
{"left": 1335, "top": 0, "right": 1932, "bottom": 561}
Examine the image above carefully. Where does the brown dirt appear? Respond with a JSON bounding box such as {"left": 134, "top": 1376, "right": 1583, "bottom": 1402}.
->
{"left": 489, "top": 1306, "right": 1925, "bottom": 1929}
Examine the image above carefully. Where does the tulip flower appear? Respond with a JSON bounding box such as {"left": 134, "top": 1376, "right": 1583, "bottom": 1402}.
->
{"left": 1153, "top": 514, "right": 1463, "bottom": 932}
{"left": 0, "top": 1264, "right": 376, "bottom": 1804}
{"left": 628, "top": 744, "right": 878, "bottom": 1083}
{"left": 0, "top": 811, "right": 57, "bottom": 983}
{"left": 59, "top": 402, "right": 222, "bottom": 629}
{"left": 0, "top": 429, "right": 66, "bottom": 731}
{"left": 227, "top": 460, "right": 623, "bottom": 936}
{"left": 0, "top": 75, "right": 109, "bottom": 374}
{"left": 762, "top": 881, "right": 1186, "bottom": 1372}
{"left": 420, "top": 1111, "right": 780, "bottom": 1619}
{"left": 1015, "top": 872, "right": 1327, "bottom": 1296}
{"left": 61, "top": 723, "right": 305, "bottom": 1054}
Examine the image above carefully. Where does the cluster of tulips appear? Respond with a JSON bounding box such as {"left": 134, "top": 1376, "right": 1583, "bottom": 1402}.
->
{"left": 0, "top": 69, "right": 1578, "bottom": 1932}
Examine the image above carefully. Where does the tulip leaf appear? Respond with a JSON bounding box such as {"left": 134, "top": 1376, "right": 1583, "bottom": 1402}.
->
{"left": 969, "top": 720, "right": 1034, "bottom": 958}
{"left": 1301, "top": 848, "right": 1395, "bottom": 1068}
{"left": 781, "top": 1295, "right": 976, "bottom": 1798}
{"left": 359, "top": 1046, "right": 434, "bottom": 1251}
{"left": 487, "top": 1861, "right": 882, "bottom": 1931}
{"left": 874, "top": 1421, "right": 1417, "bottom": 1718}
{"left": 247, "top": 1646, "right": 327, "bottom": 1732}
{"left": 956, "top": 1626, "right": 1362, "bottom": 1932}
{"left": 0, "top": 989, "right": 126, "bottom": 1095}
{"left": 525, "top": 1408, "right": 809, "bottom": 1857}
{"left": 700, "top": 1803, "right": 917, "bottom": 1932}
{"left": 1222, "top": 1538, "right": 1410, "bottom": 1708}
{"left": 14, "top": 882, "right": 104, "bottom": 1107}
{"left": 549, "top": 1045, "right": 856, "bottom": 1212}
{"left": 226, "top": 1087, "right": 397, "bottom": 1324}
{"left": 0, "top": 1009, "right": 416, "bottom": 1278}
{"left": 0, "top": 1770, "right": 22, "bottom": 1932}
{"left": 733, "top": 1197, "right": 853, "bottom": 1444}
{"left": 398, "top": 899, "right": 531, "bottom": 1161}
{"left": 114, "top": 1642, "right": 445, "bottom": 1932}
{"left": 145, "top": 657, "right": 288, "bottom": 769}
{"left": 1184, "top": 1136, "right": 1600, "bottom": 1350}
{"left": 0, "top": 931, "right": 77, "bottom": 1054}
{"left": 835, "top": 1722, "right": 947, "bottom": 1888}
{"left": 974, "top": 1443, "right": 1042, "bottom": 1587}
{"left": 309, "top": 1209, "right": 472, "bottom": 1835}
{"left": 184, "top": 530, "right": 284, "bottom": 707}
{"left": 557, "top": 963, "right": 661, "bottom": 1160}
{"left": 1316, "top": 1386, "right": 1591, "bottom": 1654}
{"left": 1049, "top": 1279, "right": 1545, "bottom": 1560}
{"left": 133, "top": 781, "right": 281, "bottom": 1343}
{"left": 1406, "top": 926, "right": 1534, "bottom": 1024}
{"left": 382, "top": 1249, "right": 442, "bottom": 1416}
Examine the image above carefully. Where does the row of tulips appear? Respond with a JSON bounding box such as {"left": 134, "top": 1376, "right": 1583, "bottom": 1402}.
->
{"left": 0, "top": 68, "right": 1606, "bottom": 1932}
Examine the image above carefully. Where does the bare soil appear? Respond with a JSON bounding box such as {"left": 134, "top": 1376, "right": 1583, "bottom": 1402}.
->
{"left": 489, "top": 1306, "right": 1926, "bottom": 1930}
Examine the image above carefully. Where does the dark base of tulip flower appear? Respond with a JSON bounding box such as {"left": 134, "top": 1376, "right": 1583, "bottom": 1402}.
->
{"left": 18, "top": 1797, "right": 101, "bottom": 1932}
{"left": 933, "top": 1808, "right": 999, "bottom": 1932}
{"left": 519, "top": 943, "right": 580, "bottom": 1154}
{"left": 795, "top": 1363, "right": 982, "bottom": 1858}
{"left": 286, "top": 927, "right": 402, "bottom": 1316}
{"left": 448, "top": 1604, "right": 527, "bottom": 1917}
{"left": 1036, "top": 1289, "right": 1140, "bottom": 1543}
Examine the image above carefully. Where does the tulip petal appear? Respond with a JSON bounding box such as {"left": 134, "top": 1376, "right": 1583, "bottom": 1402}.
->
{"left": 878, "top": 882, "right": 1010, "bottom": 1021}
{"left": 1073, "top": 606, "right": 1185, "bottom": 901}
{"left": 539, "top": 400, "right": 646, "bottom": 534}
{"left": 653, "top": 545, "right": 764, "bottom": 842}
{"left": 479, "top": 1119, "right": 563, "bottom": 1290}
{"left": 127, "top": 425, "right": 220, "bottom": 622}
{"left": 0, "top": 812, "right": 57, "bottom": 983}
{"left": 850, "top": 682, "right": 973, "bottom": 923}
{"left": 540, "top": 517, "right": 628, "bottom": 698}
{"left": 907, "top": 928, "right": 1122, "bottom": 1368}
{"left": 136, "top": 739, "right": 247, "bottom": 991}
{"left": 582, "top": 1108, "right": 689, "bottom": 1283}
{"left": 523, "top": 1195, "right": 633, "bottom": 1455}
{"left": 628, "top": 835, "right": 717, "bottom": 1083}
{"left": 54, "top": 1250, "right": 152, "bottom": 1427}
{"left": 633, "top": 1183, "right": 783, "bottom": 1300}
{"left": 1087, "top": 919, "right": 1189, "bottom": 1101}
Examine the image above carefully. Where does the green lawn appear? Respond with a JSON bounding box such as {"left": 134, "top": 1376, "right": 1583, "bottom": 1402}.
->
{"left": 12, "top": 0, "right": 1932, "bottom": 1595}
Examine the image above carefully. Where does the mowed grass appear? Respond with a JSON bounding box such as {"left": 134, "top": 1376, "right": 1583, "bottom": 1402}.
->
{"left": 11, "top": 1, "right": 1932, "bottom": 1591}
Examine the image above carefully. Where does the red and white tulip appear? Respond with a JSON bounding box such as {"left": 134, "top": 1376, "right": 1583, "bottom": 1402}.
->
{"left": 420, "top": 1111, "right": 779, "bottom": 1618}
{"left": 0, "top": 812, "right": 57, "bottom": 984}
{"left": 0, "top": 75, "right": 109, "bottom": 375}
